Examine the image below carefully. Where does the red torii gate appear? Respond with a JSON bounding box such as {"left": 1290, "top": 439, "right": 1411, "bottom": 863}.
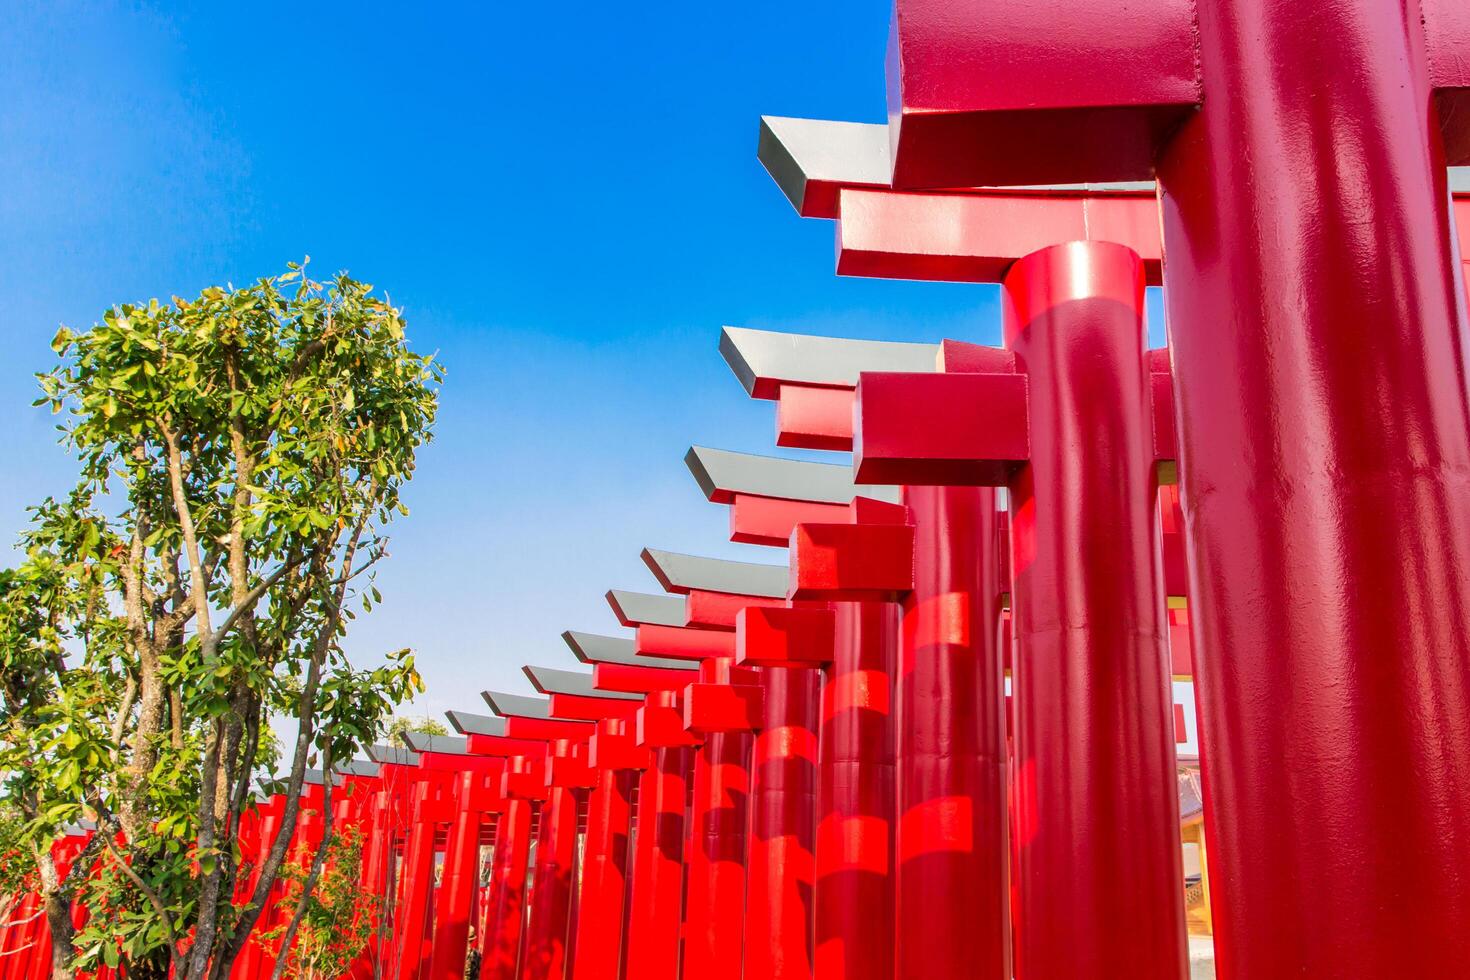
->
{"left": 874, "top": 3, "right": 1470, "bottom": 977}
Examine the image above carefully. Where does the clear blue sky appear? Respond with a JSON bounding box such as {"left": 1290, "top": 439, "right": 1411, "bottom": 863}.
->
{"left": 0, "top": 1, "right": 1163, "bottom": 725}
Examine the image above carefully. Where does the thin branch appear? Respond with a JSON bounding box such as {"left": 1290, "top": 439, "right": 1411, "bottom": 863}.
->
{"left": 99, "top": 828, "right": 185, "bottom": 977}
{"left": 159, "top": 419, "right": 213, "bottom": 643}
{"left": 211, "top": 554, "right": 305, "bottom": 644}
{"left": 269, "top": 746, "right": 335, "bottom": 980}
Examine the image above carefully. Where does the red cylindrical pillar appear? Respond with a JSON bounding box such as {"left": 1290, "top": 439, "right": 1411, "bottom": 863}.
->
{"left": 681, "top": 657, "right": 752, "bottom": 980}
{"left": 483, "top": 796, "right": 533, "bottom": 980}
{"left": 571, "top": 766, "right": 635, "bottom": 980}
{"left": 895, "top": 485, "right": 1009, "bottom": 979}
{"left": 813, "top": 600, "right": 897, "bottom": 980}
{"left": 520, "top": 764, "right": 579, "bottom": 979}
{"left": 1004, "top": 241, "right": 1185, "bottom": 978}
{"left": 1155, "top": 1, "right": 1470, "bottom": 977}
{"left": 429, "top": 772, "right": 485, "bottom": 980}
{"left": 744, "top": 665, "right": 820, "bottom": 980}
{"left": 395, "top": 787, "right": 442, "bottom": 980}
{"left": 623, "top": 699, "right": 692, "bottom": 980}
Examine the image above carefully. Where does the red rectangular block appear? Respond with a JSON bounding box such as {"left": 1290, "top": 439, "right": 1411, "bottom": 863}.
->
{"left": 776, "top": 384, "right": 856, "bottom": 450}
{"left": 502, "top": 759, "right": 550, "bottom": 801}
{"left": 1152, "top": 371, "right": 1177, "bottom": 465}
{"left": 636, "top": 698, "right": 703, "bottom": 748}
{"left": 637, "top": 624, "right": 737, "bottom": 661}
{"left": 588, "top": 720, "right": 651, "bottom": 771}
{"left": 549, "top": 692, "right": 641, "bottom": 722}
{"left": 854, "top": 371, "right": 1028, "bottom": 486}
{"left": 788, "top": 522, "right": 915, "bottom": 601}
{"left": 504, "top": 716, "right": 592, "bottom": 742}
{"left": 686, "top": 589, "right": 787, "bottom": 629}
{"left": 593, "top": 662, "right": 692, "bottom": 694}
{"left": 886, "top": 0, "right": 1200, "bottom": 187}
{"left": 683, "top": 683, "right": 764, "bottom": 734}
{"left": 466, "top": 734, "right": 549, "bottom": 758}
{"left": 547, "top": 753, "right": 597, "bottom": 789}
{"left": 737, "top": 605, "right": 836, "bottom": 668}
{"left": 837, "top": 189, "right": 1163, "bottom": 285}
{"left": 730, "top": 492, "right": 851, "bottom": 548}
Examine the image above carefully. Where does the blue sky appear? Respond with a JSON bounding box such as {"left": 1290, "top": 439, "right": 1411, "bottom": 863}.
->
{"left": 1, "top": 1, "right": 1162, "bottom": 724}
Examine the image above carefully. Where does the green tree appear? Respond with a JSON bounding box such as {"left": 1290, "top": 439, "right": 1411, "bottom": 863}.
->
{"left": 261, "top": 824, "right": 378, "bottom": 980}
{"left": 3, "top": 261, "right": 442, "bottom": 980}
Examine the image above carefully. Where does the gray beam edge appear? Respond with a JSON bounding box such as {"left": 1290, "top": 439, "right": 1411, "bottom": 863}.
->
{"left": 687, "top": 445, "right": 901, "bottom": 505}
{"left": 446, "top": 710, "right": 507, "bottom": 737}
{"left": 642, "top": 547, "right": 788, "bottom": 599}
{"left": 367, "top": 744, "right": 419, "bottom": 767}
{"left": 525, "top": 664, "right": 643, "bottom": 701}
{"left": 720, "top": 325, "right": 938, "bottom": 397}
{"left": 403, "top": 732, "right": 470, "bottom": 755}
{"left": 562, "top": 630, "right": 699, "bottom": 671}
{"left": 607, "top": 589, "right": 687, "bottom": 628}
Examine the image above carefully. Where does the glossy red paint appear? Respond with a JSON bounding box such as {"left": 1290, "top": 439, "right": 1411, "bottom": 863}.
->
{"left": 681, "top": 658, "right": 754, "bottom": 980}
{"left": 395, "top": 776, "right": 457, "bottom": 980}
{"left": 736, "top": 605, "right": 836, "bottom": 668}
{"left": 685, "top": 588, "right": 786, "bottom": 629}
{"left": 813, "top": 600, "right": 897, "bottom": 980}
{"left": 837, "top": 188, "right": 1162, "bottom": 285}
{"left": 547, "top": 692, "right": 641, "bottom": 722}
{"left": 520, "top": 773, "right": 579, "bottom": 980}
{"left": 1002, "top": 242, "right": 1186, "bottom": 978}
{"left": 591, "top": 661, "right": 691, "bottom": 695}
{"left": 775, "top": 384, "right": 857, "bottom": 451}
{"left": 744, "top": 666, "right": 821, "bottom": 980}
{"left": 482, "top": 795, "right": 533, "bottom": 980}
{"left": 570, "top": 765, "right": 636, "bottom": 980}
{"left": 683, "top": 681, "right": 764, "bottom": 734}
{"left": 636, "top": 690, "right": 703, "bottom": 749}
{"left": 635, "top": 623, "right": 737, "bottom": 661}
{"left": 895, "top": 485, "right": 1009, "bottom": 980}
{"left": 503, "top": 716, "right": 592, "bottom": 743}
{"left": 730, "top": 492, "right": 851, "bottom": 547}
{"left": 624, "top": 736, "right": 694, "bottom": 979}
{"left": 854, "top": 372, "right": 1028, "bottom": 487}
{"left": 787, "top": 522, "right": 915, "bottom": 602}
{"left": 1152, "top": 1, "right": 1470, "bottom": 974}
{"left": 884, "top": 0, "right": 1200, "bottom": 188}
{"left": 429, "top": 769, "right": 503, "bottom": 980}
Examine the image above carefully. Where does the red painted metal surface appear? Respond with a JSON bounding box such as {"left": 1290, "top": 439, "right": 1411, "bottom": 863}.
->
{"left": 736, "top": 605, "right": 836, "bottom": 668}
{"left": 837, "top": 188, "right": 1162, "bottom": 285}
{"left": 681, "top": 658, "right": 753, "bottom": 980}
{"left": 884, "top": 0, "right": 1200, "bottom": 187}
{"left": 548, "top": 692, "right": 641, "bottom": 722}
{"left": 429, "top": 769, "right": 502, "bottom": 980}
{"left": 788, "top": 523, "right": 915, "bottom": 602}
{"left": 1151, "top": 1, "right": 1470, "bottom": 974}
{"left": 775, "top": 384, "right": 857, "bottom": 451}
{"left": 685, "top": 588, "right": 786, "bottom": 629}
{"left": 1003, "top": 242, "right": 1185, "bottom": 978}
{"left": 623, "top": 724, "right": 693, "bottom": 979}
{"left": 592, "top": 661, "right": 692, "bottom": 695}
{"left": 570, "top": 764, "right": 636, "bottom": 980}
{"left": 395, "top": 776, "right": 455, "bottom": 980}
{"left": 636, "top": 623, "right": 737, "bottom": 661}
{"left": 730, "top": 493, "right": 851, "bottom": 547}
{"left": 895, "top": 485, "right": 1009, "bottom": 980}
{"left": 855, "top": 372, "right": 1028, "bottom": 487}
{"left": 521, "top": 747, "right": 580, "bottom": 980}
{"left": 744, "top": 666, "right": 821, "bottom": 980}
{"left": 683, "top": 681, "right": 764, "bottom": 734}
{"left": 483, "top": 795, "right": 533, "bottom": 980}
{"left": 813, "top": 600, "right": 897, "bottom": 980}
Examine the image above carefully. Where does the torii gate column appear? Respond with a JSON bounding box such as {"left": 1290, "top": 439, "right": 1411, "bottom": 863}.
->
{"left": 884, "top": 0, "right": 1470, "bottom": 975}
{"left": 1156, "top": 9, "right": 1470, "bottom": 976}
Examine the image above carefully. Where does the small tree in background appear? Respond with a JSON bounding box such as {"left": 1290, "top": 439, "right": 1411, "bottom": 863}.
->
{"left": 0, "top": 261, "right": 443, "bottom": 980}
{"left": 260, "top": 824, "right": 377, "bottom": 980}
{"left": 386, "top": 715, "right": 448, "bottom": 748}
